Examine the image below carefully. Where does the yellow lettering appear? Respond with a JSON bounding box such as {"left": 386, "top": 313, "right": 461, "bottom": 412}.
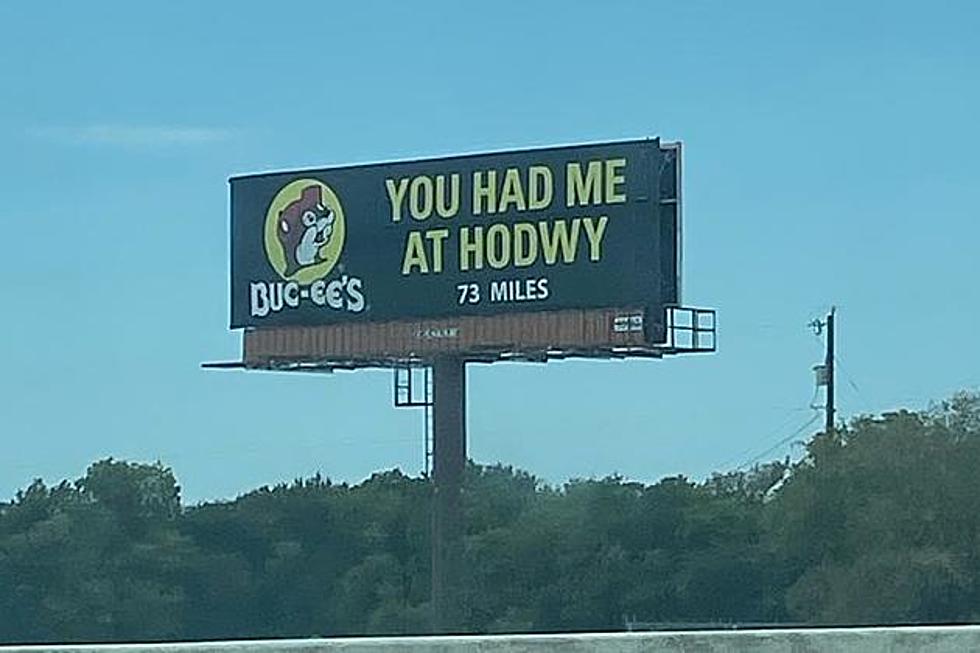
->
{"left": 385, "top": 177, "right": 409, "bottom": 222}
{"left": 497, "top": 168, "right": 526, "bottom": 213}
{"left": 472, "top": 170, "right": 497, "bottom": 215}
{"left": 566, "top": 161, "right": 603, "bottom": 207}
{"left": 459, "top": 226, "right": 484, "bottom": 271}
{"left": 528, "top": 165, "right": 553, "bottom": 210}
{"left": 409, "top": 176, "right": 433, "bottom": 220}
{"left": 401, "top": 231, "right": 429, "bottom": 275}
{"left": 513, "top": 222, "right": 538, "bottom": 267}
{"left": 605, "top": 158, "right": 626, "bottom": 204}
{"left": 582, "top": 216, "right": 608, "bottom": 261}
{"left": 486, "top": 223, "right": 511, "bottom": 269}
{"left": 425, "top": 229, "right": 449, "bottom": 273}
{"left": 435, "top": 174, "right": 460, "bottom": 219}
{"left": 538, "top": 219, "right": 581, "bottom": 264}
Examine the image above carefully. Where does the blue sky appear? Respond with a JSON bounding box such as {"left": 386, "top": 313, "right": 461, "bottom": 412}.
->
{"left": 1, "top": 1, "right": 977, "bottom": 502}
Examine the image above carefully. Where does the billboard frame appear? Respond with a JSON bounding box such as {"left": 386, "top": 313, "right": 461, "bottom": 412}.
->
{"left": 208, "top": 137, "right": 716, "bottom": 633}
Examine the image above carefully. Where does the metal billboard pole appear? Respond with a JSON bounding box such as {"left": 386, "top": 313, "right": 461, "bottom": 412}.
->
{"left": 430, "top": 356, "right": 466, "bottom": 632}
{"left": 212, "top": 138, "right": 719, "bottom": 635}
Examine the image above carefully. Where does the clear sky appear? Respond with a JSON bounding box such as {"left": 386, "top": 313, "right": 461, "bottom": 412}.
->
{"left": 1, "top": 1, "right": 977, "bottom": 503}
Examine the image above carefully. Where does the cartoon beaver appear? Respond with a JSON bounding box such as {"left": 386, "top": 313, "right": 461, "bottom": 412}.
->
{"left": 276, "top": 185, "right": 336, "bottom": 276}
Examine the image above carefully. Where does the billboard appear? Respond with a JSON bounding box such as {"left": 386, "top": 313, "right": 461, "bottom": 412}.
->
{"left": 230, "top": 139, "right": 678, "bottom": 330}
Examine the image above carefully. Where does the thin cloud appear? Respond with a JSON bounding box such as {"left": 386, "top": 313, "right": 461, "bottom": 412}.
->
{"left": 28, "top": 124, "right": 234, "bottom": 147}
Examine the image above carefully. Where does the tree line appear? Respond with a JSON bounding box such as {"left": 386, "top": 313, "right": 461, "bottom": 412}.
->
{"left": 1, "top": 392, "right": 978, "bottom": 643}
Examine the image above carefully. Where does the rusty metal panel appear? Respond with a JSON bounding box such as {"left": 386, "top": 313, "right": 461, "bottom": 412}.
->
{"left": 243, "top": 307, "right": 658, "bottom": 369}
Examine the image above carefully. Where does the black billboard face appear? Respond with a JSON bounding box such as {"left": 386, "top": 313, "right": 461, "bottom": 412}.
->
{"left": 230, "top": 140, "right": 676, "bottom": 328}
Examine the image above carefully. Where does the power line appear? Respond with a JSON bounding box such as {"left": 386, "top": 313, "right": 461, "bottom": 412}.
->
{"left": 721, "top": 307, "right": 838, "bottom": 472}
{"left": 834, "top": 355, "right": 865, "bottom": 400}
{"left": 737, "top": 411, "right": 822, "bottom": 470}
{"left": 716, "top": 406, "right": 812, "bottom": 470}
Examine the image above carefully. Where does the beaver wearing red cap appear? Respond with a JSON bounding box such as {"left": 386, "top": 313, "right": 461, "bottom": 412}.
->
{"left": 276, "top": 185, "right": 336, "bottom": 276}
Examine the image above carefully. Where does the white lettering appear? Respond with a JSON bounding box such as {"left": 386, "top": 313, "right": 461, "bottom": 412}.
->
{"left": 284, "top": 282, "right": 300, "bottom": 308}
{"left": 310, "top": 280, "right": 327, "bottom": 306}
{"left": 250, "top": 283, "right": 270, "bottom": 317}
{"left": 346, "top": 277, "right": 365, "bottom": 312}
{"left": 247, "top": 275, "right": 367, "bottom": 317}
{"left": 326, "top": 279, "right": 345, "bottom": 309}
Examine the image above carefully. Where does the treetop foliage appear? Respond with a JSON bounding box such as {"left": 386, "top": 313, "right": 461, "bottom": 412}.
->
{"left": 2, "top": 392, "right": 979, "bottom": 642}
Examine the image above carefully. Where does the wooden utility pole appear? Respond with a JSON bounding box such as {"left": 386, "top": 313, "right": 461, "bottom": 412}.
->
{"left": 825, "top": 307, "right": 835, "bottom": 436}
{"left": 810, "top": 307, "right": 837, "bottom": 436}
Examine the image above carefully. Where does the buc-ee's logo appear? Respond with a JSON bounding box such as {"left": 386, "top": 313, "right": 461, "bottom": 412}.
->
{"left": 250, "top": 179, "right": 365, "bottom": 319}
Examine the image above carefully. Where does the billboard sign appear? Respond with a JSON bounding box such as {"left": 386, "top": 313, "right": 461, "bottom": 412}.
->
{"left": 230, "top": 139, "right": 677, "bottom": 329}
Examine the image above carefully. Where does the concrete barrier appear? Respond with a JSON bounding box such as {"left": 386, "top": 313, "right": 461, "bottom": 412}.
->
{"left": 5, "top": 627, "right": 980, "bottom": 653}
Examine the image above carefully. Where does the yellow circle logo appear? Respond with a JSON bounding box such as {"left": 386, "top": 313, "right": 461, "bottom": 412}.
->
{"left": 264, "top": 179, "right": 346, "bottom": 284}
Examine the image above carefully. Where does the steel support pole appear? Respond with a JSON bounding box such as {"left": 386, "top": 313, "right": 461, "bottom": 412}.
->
{"left": 430, "top": 356, "right": 466, "bottom": 632}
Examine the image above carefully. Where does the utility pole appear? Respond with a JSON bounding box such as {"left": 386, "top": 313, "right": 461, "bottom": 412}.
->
{"left": 809, "top": 306, "right": 836, "bottom": 436}
{"left": 825, "top": 307, "right": 835, "bottom": 436}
